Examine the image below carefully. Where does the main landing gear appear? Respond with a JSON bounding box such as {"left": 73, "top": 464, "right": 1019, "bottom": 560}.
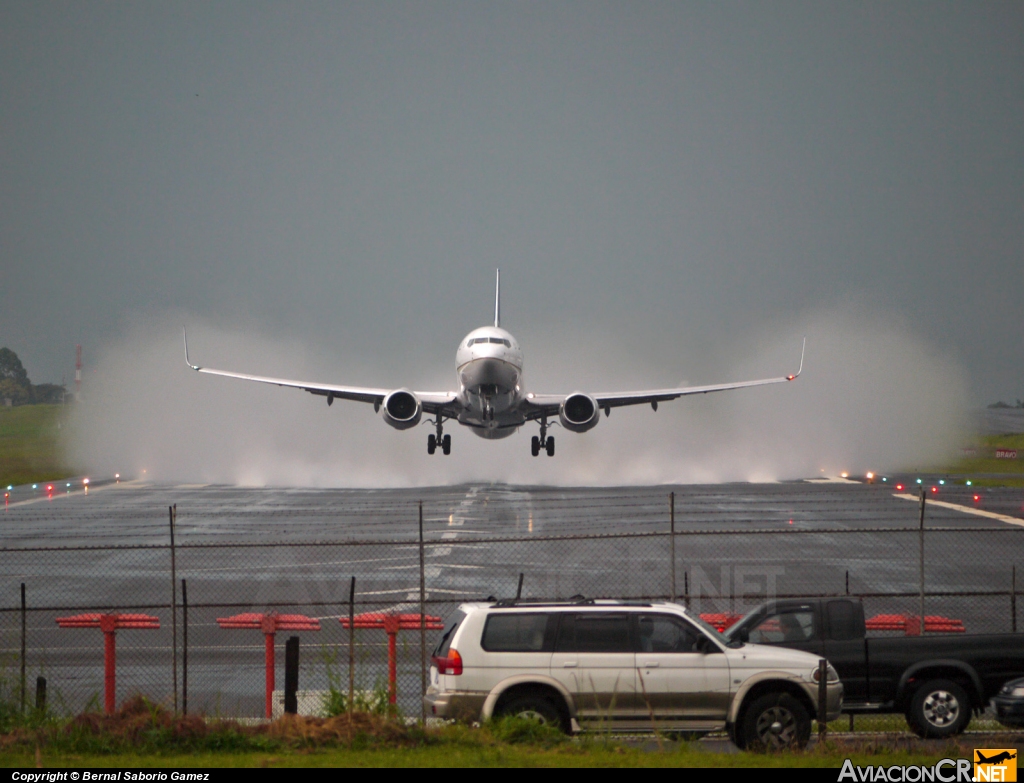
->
{"left": 427, "top": 416, "right": 451, "bottom": 456}
{"left": 531, "top": 418, "right": 555, "bottom": 457}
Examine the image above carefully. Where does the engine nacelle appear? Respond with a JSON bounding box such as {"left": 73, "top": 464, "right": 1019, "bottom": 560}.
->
{"left": 382, "top": 389, "right": 422, "bottom": 430}
{"left": 559, "top": 392, "right": 600, "bottom": 433}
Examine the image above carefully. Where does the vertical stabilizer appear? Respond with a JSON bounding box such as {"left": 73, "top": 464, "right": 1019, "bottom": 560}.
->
{"left": 494, "top": 268, "right": 501, "bottom": 328}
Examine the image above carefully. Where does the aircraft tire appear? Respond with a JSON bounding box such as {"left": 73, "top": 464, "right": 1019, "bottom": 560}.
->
{"left": 546, "top": 437, "right": 555, "bottom": 457}
{"left": 531, "top": 436, "right": 540, "bottom": 457}
{"left": 427, "top": 434, "right": 436, "bottom": 455}
{"left": 442, "top": 434, "right": 451, "bottom": 455}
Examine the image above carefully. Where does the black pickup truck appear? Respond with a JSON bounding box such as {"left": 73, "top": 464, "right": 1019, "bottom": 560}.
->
{"left": 722, "top": 598, "right": 1024, "bottom": 737}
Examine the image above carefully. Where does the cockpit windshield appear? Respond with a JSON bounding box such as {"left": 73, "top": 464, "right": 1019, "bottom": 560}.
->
{"left": 467, "top": 337, "right": 511, "bottom": 347}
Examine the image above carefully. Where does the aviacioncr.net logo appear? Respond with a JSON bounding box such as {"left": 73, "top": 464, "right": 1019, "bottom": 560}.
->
{"left": 974, "top": 749, "right": 1017, "bottom": 782}
{"left": 838, "top": 758, "right": 973, "bottom": 782}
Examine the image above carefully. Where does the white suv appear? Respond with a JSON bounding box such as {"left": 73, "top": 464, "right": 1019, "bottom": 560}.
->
{"left": 424, "top": 600, "right": 842, "bottom": 749}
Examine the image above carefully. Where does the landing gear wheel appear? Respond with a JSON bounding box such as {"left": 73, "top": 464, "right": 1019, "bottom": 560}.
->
{"left": 906, "top": 679, "right": 971, "bottom": 738}
{"left": 442, "top": 434, "right": 451, "bottom": 455}
{"left": 496, "top": 694, "right": 569, "bottom": 734}
{"left": 427, "top": 434, "right": 436, "bottom": 455}
{"left": 738, "top": 692, "right": 811, "bottom": 750}
{"left": 546, "top": 436, "right": 555, "bottom": 457}
{"left": 531, "top": 436, "right": 540, "bottom": 457}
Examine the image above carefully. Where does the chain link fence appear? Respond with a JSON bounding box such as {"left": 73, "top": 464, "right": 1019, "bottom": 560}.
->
{"left": 3, "top": 489, "right": 1023, "bottom": 721}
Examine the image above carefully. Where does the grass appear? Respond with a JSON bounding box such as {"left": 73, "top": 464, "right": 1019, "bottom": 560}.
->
{"left": 929, "top": 433, "right": 1024, "bottom": 487}
{"left": 0, "top": 743, "right": 973, "bottom": 768}
{"left": 0, "top": 697, "right": 1009, "bottom": 768}
{"left": 0, "top": 404, "right": 77, "bottom": 487}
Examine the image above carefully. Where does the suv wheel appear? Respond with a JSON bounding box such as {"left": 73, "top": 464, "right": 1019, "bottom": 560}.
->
{"left": 906, "top": 679, "right": 971, "bottom": 738}
{"left": 739, "top": 692, "right": 811, "bottom": 750}
{"left": 497, "top": 694, "right": 568, "bottom": 733}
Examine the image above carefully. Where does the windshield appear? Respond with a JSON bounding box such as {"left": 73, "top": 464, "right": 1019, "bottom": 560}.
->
{"left": 722, "top": 605, "right": 766, "bottom": 643}
{"left": 686, "top": 611, "right": 742, "bottom": 648}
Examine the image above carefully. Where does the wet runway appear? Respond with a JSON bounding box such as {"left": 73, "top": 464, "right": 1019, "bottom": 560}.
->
{"left": 2, "top": 477, "right": 1023, "bottom": 717}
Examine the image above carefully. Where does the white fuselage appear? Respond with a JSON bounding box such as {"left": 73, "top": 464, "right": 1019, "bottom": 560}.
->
{"left": 455, "top": 326, "right": 526, "bottom": 438}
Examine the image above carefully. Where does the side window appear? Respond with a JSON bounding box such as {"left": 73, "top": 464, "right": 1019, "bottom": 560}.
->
{"left": 556, "top": 613, "right": 632, "bottom": 652}
{"left": 432, "top": 611, "right": 467, "bottom": 657}
{"left": 481, "top": 613, "right": 551, "bottom": 652}
{"left": 637, "top": 614, "right": 700, "bottom": 653}
{"left": 747, "top": 608, "right": 815, "bottom": 644}
{"left": 826, "top": 601, "right": 860, "bottom": 641}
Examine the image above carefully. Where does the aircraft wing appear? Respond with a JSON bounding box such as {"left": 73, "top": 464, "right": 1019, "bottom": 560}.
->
{"left": 523, "top": 339, "right": 804, "bottom": 418}
{"left": 184, "top": 330, "right": 457, "bottom": 413}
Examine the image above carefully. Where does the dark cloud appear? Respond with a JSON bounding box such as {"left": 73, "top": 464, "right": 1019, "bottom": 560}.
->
{"left": 3, "top": 2, "right": 1021, "bottom": 409}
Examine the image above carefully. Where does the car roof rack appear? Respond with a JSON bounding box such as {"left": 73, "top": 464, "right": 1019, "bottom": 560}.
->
{"left": 487, "top": 597, "right": 654, "bottom": 609}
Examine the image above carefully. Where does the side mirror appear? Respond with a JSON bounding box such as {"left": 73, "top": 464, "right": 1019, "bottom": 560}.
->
{"left": 737, "top": 628, "right": 750, "bottom": 643}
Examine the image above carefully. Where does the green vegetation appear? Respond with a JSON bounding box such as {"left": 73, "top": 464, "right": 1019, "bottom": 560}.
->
{"left": 0, "top": 700, "right": 983, "bottom": 765}
{"left": 0, "top": 697, "right": 999, "bottom": 768}
{"left": 941, "top": 433, "right": 1024, "bottom": 486}
{"left": 0, "top": 347, "right": 66, "bottom": 406}
{"left": 0, "top": 743, "right": 971, "bottom": 769}
{"left": 0, "top": 403, "right": 76, "bottom": 487}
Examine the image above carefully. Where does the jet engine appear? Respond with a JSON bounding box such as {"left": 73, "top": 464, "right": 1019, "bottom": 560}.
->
{"left": 559, "top": 392, "right": 600, "bottom": 433}
{"left": 382, "top": 389, "right": 422, "bottom": 430}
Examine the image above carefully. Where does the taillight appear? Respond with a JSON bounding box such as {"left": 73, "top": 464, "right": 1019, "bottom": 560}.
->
{"left": 432, "top": 649, "right": 463, "bottom": 675}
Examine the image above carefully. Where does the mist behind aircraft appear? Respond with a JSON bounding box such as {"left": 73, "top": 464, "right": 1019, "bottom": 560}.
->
{"left": 66, "top": 304, "right": 969, "bottom": 487}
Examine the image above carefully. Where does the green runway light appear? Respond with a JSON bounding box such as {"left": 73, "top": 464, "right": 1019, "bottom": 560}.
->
{"left": 916, "top": 479, "right": 922, "bottom": 484}
{"left": 939, "top": 479, "right": 945, "bottom": 485}
{"left": 966, "top": 480, "right": 972, "bottom": 486}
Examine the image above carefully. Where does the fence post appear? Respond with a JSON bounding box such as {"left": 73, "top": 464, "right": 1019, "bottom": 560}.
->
{"left": 348, "top": 576, "right": 355, "bottom": 714}
{"left": 684, "top": 571, "right": 689, "bottom": 608}
{"left": 35, "top": 676, "right": 45, "bottom": 712}
{"left": 516, "top": 573, "right": 524, "bottom": 600}
{"left": 419, "top": 501, "right": 427, "bottom": 724}
{"left": 669, "top": 492, "right": 676, "bottom": 602}
{"left": 918, "top": 489, "right": 926, "bottom": 635}
{"left": 284, "top": 636, "right": 299, "bottom": 714}
{"left": 20, "top": 583, "right": 26, "bottom": 715}
{"left": 169, "top": 504, "right": 178, "bottom": 713}
{"left": 1007, "top": 564, "right": 1015, "bottom": 630}
{"left": 817, "top": 659, "right": 828, "bottom": 741}
{"left": 181, "top": 578, "right": 188, "bottom": 716}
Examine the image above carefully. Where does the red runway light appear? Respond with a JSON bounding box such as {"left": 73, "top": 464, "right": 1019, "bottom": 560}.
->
{"left": 931, "top": 486, "right": 938, "bottom": 493}
{"left": 974, "top": 495, "right": 980, "bottom": 502}
{"left": 896, "top": 484, "right": 904, "bottom": 490}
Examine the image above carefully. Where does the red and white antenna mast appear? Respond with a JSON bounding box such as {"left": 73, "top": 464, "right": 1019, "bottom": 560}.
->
{"left": 75, "top": 344, "right": 82, "bottom": 400}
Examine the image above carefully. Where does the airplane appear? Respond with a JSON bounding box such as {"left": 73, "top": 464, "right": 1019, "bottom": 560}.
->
{"left": 977, "top": 752, "right": 1016, "bottom": 765}
{"left": 184, "top": 271, "right": 804, "bottom": 457}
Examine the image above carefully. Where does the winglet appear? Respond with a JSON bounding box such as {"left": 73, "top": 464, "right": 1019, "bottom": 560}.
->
{"left": 786, "top": 337, "right": 806, "bottom": 381}
{"left": 183, "top": 327, "right": 199, "bottom": 371}
{"left": 494, "top": 268, "right": 501, "bottom": 328}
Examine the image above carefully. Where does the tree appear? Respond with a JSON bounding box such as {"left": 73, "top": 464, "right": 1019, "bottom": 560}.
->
{"left": 0, "top": 378, "right": 30, "bottom": 405}
{"left": 31, "top": 383, "right": 66, "bottom": 404}
{"left": 0, "top": 348, "right": 30, "bottom": 388}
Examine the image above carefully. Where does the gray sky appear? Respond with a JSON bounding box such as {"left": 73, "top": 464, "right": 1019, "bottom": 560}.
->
{"left": 3, "top": 2, "right": 1022, "bottom": 404}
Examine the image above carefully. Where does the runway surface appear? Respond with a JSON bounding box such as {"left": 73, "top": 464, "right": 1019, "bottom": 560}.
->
{"left": 2, "top": 478, "right": 1023, "bottom": 718}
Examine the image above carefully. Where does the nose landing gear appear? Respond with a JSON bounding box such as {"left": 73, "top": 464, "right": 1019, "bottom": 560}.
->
{"left": 427, "top": 417, "right": 451, "bottom": 455}
{"left": 531, "top": 418, "right": 555, "bottom": 457}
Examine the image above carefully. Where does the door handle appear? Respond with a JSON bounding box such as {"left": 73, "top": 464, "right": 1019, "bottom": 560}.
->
{"left": 562, "top": 661, "right": 578, "bottom": 668}
{"left": 643, "top": 661, "right": 659, "bottom": 668}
